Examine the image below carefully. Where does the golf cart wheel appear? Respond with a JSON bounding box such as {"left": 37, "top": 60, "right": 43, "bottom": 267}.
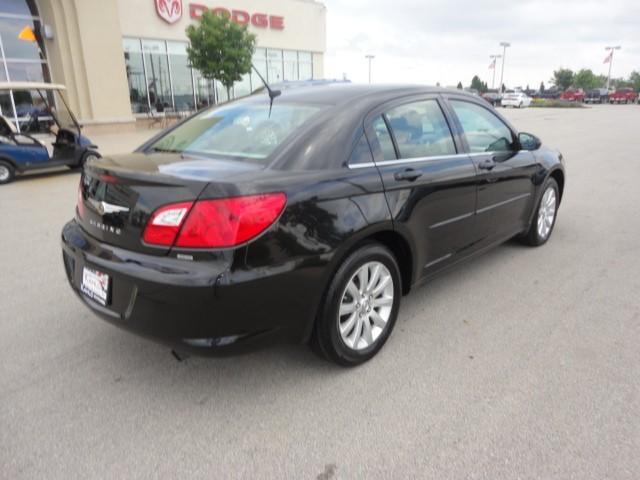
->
{"left": 0, "top": 160, "right": 15, "bottom": 185}
{"left": 71, "top": 150, "right": 100, "bottom": 169}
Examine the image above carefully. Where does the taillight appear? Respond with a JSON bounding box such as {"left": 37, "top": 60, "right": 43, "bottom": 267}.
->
{"left": 142, "top": 193, "right": 286, "bottom": 248}
{"left": 142, "top": 202, "right": 193, "bottom": 246}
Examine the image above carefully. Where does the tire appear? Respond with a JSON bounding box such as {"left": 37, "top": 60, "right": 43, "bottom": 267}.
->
{"left": 311, "top": 243, "right": 402, "bottom": 366}
{"left": 0, "top": 160, "right": 15, "bottom": 185}
{"left": 519, "top": 178, "right": 559, "bottom": 246}
{"left": 80, "top": 150, "right": 101, "bottom": 167}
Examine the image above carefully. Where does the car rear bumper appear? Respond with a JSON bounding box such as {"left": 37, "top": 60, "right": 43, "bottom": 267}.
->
{"left": 61, "top": 219, "right": 319, "bottom": 356}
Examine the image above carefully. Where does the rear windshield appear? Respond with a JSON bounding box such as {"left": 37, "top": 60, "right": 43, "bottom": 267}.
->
{"left": 149, "top": 101, "right": 323, "bottom": 160}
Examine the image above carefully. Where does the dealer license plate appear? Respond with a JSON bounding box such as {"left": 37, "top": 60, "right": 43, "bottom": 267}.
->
{"left": 80, "top": 267, "right": 110, "bottom": 306}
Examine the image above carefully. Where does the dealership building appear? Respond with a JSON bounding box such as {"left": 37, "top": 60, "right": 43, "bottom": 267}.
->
{"left": 0, "top": 0, "right": 326, "bottom": 131}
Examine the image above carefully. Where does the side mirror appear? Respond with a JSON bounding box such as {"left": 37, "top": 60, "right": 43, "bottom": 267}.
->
{"left": 518, "top": 132, "right": 541, "bottom": 151}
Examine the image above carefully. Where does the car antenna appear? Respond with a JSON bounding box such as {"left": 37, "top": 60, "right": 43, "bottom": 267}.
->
{"left": 251, "top": 64, "right": 281, "bottom": 118}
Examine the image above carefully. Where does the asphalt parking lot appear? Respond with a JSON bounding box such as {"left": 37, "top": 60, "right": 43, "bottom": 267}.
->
{"left": 1, "top": 105, "right": 639, "bottom": 479}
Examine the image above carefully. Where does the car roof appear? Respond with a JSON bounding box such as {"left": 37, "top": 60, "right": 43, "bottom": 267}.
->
{"left": 247, "top": 83, "right": 473, "bottom": 106}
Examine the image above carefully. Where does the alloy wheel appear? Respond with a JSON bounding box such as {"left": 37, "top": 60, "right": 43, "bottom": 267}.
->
{"left": 0, "top": 165, "right": 9, "bottom": 182}
{"left": 337, "top": 261, "right": 394, "bottom": 351}
{"left": 537, "top": 187, "right": 557, "bottom": 239}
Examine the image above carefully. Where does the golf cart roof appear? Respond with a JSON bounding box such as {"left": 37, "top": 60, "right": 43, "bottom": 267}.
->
{"left": 0, "top": 82, "right": 66, "bottom": 91}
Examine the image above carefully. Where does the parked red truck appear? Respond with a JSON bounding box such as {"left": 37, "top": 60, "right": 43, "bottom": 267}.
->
{"left": 560, "top": 89, "right": 585, "bottom": 102}
{"left": 609, "top": 88, "right": 638, "bottom": 104}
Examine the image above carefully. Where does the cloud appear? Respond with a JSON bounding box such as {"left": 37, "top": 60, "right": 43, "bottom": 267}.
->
{"left": 322, "top": 0, "right": 640, "bottom": 87}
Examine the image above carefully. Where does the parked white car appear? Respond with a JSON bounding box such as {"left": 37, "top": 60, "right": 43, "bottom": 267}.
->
{"left": 501, "top": 91, "right": 532, "bottom": 108}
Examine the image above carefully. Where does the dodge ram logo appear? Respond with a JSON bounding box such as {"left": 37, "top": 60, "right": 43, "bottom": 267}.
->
{"left": 155, "top": 0, "right": 182, "bottom": 24}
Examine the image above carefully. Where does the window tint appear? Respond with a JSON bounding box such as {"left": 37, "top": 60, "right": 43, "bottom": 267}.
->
{"left": 385, "top": 100, "right": 456, "bottom": 159}
{"left": 450, "top": 100, "right": 515, "bottom": 153}
{"left": 348, "top": 134, "right": 374, "bottom": 165}
{"left": 372, "top": 115, "right": 396, "bottom": 161}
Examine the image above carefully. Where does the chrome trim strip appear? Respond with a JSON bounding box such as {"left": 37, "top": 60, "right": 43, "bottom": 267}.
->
{"left": 430, "top": 212, "right": 474, "bottom": 229}
{"left": 348, "top": 150, "right": 527, "bottom": 169}
{"left": 424, "top": 253, "right": 452, "bottom": 268}
{"left": 476, "top": 193, "right": 531, "bottom": 214}
{"left": 348, "top": 161, "right": 377, "bottom": 169}
{"left": 349, "top": 153, "right": 469, "bottom": 169}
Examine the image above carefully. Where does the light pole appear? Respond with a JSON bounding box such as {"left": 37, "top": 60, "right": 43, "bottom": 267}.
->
{"left": 489, "top": 54, "right": 502, "bottom": 89}
{"left": 365, "top": 54, "right": 375, "bottom": 84}
{"left": 605, "top": 46, "right": 621, "bottom": 91}
{"left": 499, "top": 42, "right": 510, "bottom": 92}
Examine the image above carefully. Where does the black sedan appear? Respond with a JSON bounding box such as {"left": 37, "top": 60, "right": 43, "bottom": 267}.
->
{"left": 61, "top": 84, "right": 565, "bottom": 366}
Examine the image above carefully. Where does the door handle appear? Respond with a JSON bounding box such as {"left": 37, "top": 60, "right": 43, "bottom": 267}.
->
{"left": 478, "top": 158, "right": 496, "bottom": 170}
{"left": 394, "top": 168, "right": 423, "bottom": 182}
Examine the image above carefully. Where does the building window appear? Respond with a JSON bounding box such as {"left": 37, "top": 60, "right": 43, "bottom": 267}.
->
{"left": 193, "top": 69, "right": 214, "bottom": 109}
{"left": 167, "top": 41, "right": 195, "bottom": 111}
{"left": 142, "top": 39, "right": 172, "bottom": 111}
{"left": 234, "top": 73, "right": 251, "bottom": 98}
{"left": 251, "top": 48, "right": 267, "bottom": 93}
{"left": 121, "top": 37, "right": 316, "bottom": 115}
{"left": 215, "top": 79, "right": 229, "bottom": 103}
{"left": 267, "top": 49, "right": 283, "bottom": 83}
{"left": 122, "top": 38, "right": 147, "bottom": 113}
{"left": 0, "top": 0, "right": 38, "bottom": 16}
{"left": 0, "top": 0, "right": 50, "bottom": 129}
{"left": 283, "top": 50, "right": 298, "bottom": 81}
{"left": 298, "top": 52, "right": 313, "bottom": 80}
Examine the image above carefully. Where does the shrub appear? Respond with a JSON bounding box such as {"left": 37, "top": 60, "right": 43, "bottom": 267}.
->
{"left": 530, "top": 98, "right": 586, "bottom": 108}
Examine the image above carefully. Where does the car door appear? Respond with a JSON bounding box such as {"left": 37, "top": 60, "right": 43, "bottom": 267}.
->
{"left": 362, "top": 95, "right": 478, "bottom": 280}
{"left": 445, "top": 97, "right": 539, "bottom": 244}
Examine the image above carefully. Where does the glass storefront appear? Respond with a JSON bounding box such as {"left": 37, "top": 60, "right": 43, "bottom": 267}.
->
{"left": 167, "top": 41, "right": 194, "bottom": 111}
{"left": 122, "top": 37, "right": 315, "bottom": 115}
{"left": 142, "top": 39, "right": 171, "bottom": 110}
{"left": 0, "top": 0, "right": 51, "bottom": 129}
{"left": 122, "top": 38, "right": 147, "bottom": 113}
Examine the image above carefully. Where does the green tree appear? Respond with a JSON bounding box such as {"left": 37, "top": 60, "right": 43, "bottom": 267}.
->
{"left": 470, "top": 75, "right": 488, "bottom": 93}
{"left": 573, "top": 69, "right": 600, "bottom": 90}
{"left": 551, "top": 68, "right": 574, "bottom": 91}
{"left": 186, "top": 11, "right": 256, "bottom": 100}
{"left": 610, "top": 77, "right": 631, "bottom": 89}
{"left": 539, "top": 81, "right": 545, "bottom": 92}
{"left": 456, "top": 81, "right": 463, "bottom": 89}
{"left": 629, "top": 71, "right": 640, "bottom": 91}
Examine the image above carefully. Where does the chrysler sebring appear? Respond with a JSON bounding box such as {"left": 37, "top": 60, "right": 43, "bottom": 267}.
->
{"left": 61, "top": 84, "right": 565, "bottom": 366}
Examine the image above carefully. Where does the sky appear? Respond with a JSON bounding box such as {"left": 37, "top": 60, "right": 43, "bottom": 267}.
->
{"left": 322, "top": 0, "right": 640, "bottom": 89}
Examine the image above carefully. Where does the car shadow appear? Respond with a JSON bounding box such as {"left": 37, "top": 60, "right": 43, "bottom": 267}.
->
{"left": 84, "top": 236, "right": 539, "bottom": 400}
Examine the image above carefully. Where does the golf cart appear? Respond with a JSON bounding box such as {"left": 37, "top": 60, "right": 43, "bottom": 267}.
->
{"left": 0, "top": 82, "right": 99, "bottom": 185}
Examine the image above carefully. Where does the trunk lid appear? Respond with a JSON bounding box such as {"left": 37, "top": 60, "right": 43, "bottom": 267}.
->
{"left": 78, "top": 153, "right": 263, "bottom": 255}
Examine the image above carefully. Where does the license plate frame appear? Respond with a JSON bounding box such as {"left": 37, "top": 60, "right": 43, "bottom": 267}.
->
{"left": 80, "top": 267, "right": 110, "bottom": 306}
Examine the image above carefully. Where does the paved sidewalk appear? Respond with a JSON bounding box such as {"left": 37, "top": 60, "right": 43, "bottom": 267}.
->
{"left": 2, "top": 105, "right": 640, "bottom": 479}
{"left": 92, "top": 128, "right": 163, "bottom": 156}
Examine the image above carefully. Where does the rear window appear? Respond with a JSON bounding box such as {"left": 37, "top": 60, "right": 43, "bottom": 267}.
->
{"left": 149, "top": 101, "right": 323, "bottom": 160}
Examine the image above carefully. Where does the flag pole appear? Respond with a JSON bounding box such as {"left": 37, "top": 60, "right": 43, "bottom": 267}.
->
{"left": 489, "top": 55, "right": 501, "bottom": 90}
{"left": 605, "top": 46, "right": 621, "bottom": 91}
{"left": 492, "top": 61, "right": 496, "bottom": 90}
